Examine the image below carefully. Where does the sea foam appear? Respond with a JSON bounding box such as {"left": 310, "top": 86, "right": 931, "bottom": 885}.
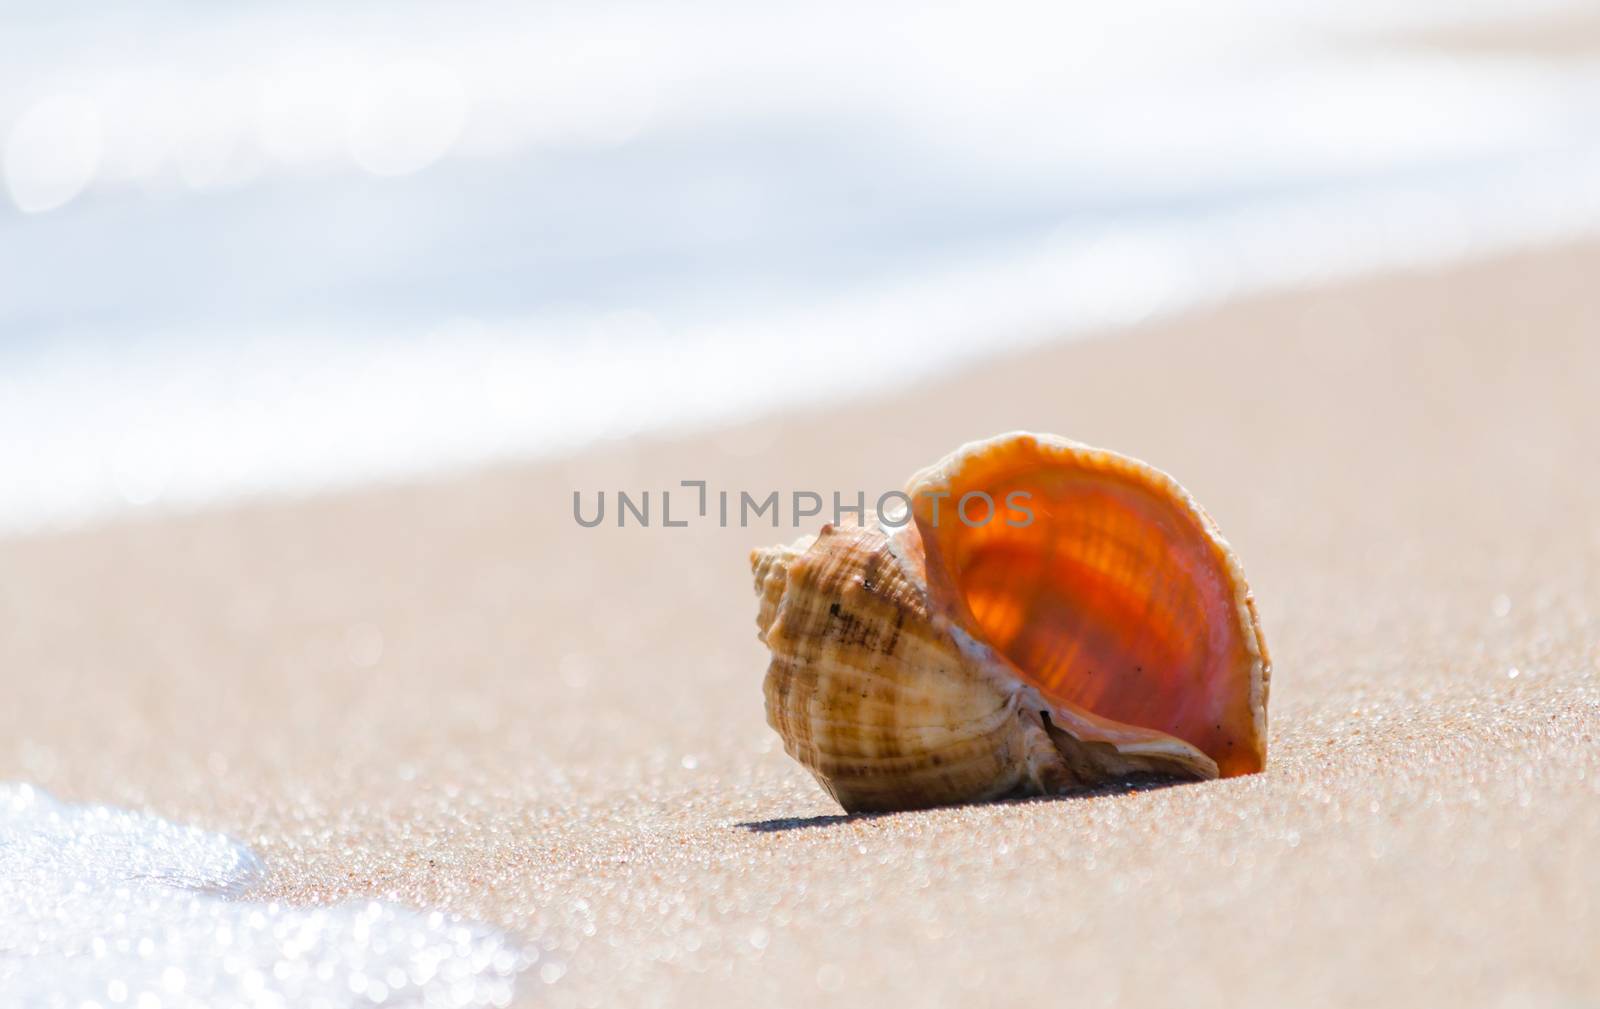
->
{"left": 0, "top": 784, "right": 535, "bottom": 1008}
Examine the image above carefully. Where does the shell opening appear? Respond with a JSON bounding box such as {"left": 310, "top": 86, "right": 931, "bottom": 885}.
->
{"left": 909, "top": 433, "right": 1267, "bottom": 777}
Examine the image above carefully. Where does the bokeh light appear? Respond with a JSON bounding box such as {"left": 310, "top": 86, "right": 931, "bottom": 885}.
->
{"left": 346, "top": 60, "right": 468, "bottom": 177}
{"left": 4, "top": 94, "right": 102, "bottom": 213}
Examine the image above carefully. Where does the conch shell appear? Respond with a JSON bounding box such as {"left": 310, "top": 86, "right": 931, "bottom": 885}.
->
{"left": 751, "top": 432, "right": 1270, "bottom": 813}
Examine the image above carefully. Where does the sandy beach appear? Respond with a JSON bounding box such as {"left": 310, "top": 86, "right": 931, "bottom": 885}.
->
{"left": 3, "top": 237, "right": 1597, "bottom": 1006}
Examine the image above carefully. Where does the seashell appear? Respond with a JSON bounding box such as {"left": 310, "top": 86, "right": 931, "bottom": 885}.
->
{"left": 750, "top": 431, "right": 1270, "bottom": 813}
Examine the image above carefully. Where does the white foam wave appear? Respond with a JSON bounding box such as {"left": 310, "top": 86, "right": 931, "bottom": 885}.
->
{"left": 0, "top": 784, "right": 535, "bottom": 1009}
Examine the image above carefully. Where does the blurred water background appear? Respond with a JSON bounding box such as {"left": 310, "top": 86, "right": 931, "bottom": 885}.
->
{"left": 4, "top": 0, "right": 1599, "bottom": 530}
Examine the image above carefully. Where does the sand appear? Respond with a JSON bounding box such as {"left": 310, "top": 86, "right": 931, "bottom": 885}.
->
{"left": 3, "top": 242, "right": 1598, "bottom": 1008}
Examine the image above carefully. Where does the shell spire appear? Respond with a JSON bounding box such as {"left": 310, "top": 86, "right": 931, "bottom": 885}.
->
{"left": 751, "top": 432, "right": 1270, "bottom": 813}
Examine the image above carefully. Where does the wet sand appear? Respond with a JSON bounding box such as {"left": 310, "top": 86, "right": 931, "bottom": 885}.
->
{"left": 2, "top": 242, "right": 1598, "bottom": 1007}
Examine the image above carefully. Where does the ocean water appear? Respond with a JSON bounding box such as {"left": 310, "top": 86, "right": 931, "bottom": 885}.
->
{"left": 0, "top": 784, "right": 535, "bottom": 1008}
{"left": 3, "top": 0, "right": 1599, "bottom": 530}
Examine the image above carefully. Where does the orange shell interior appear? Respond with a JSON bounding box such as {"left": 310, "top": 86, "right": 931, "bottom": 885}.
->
{"left": 909, "top": 434, "right": 1266, "bottom": 777}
